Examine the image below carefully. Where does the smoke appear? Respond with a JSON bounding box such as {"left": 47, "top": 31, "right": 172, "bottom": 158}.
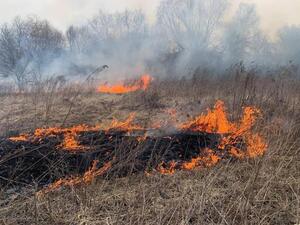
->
{"left": 277, "top": 26, "right": 300, "bottom": 65}
{"left": 51, "top": 0, "right": 299, "bottom": 80}
{"left": 1, "top": 0, "right": 300, "bottom": 87}
{"left": 47, "top": 9, "right": 160, "bottom": 81}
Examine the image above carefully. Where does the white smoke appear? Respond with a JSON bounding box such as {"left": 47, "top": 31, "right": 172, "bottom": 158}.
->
{"left": 1, "top": 0, "right": 300, "bottom": 87}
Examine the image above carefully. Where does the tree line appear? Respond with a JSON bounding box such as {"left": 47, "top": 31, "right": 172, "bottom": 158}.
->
{"left": 0, "top": 0, "right": 299, "bottom": 91}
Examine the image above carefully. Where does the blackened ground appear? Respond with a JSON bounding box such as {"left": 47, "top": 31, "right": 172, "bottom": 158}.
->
{"left": 0, "top": 130, "right": 237, "bottom": 188}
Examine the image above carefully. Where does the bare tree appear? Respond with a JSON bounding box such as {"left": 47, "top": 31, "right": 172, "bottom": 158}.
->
{"left": 0, "top": 17, "right": 65, "bottom": 91}
{"left": 89, "top": 10, "right": 147, "bottom": 40}
{"left": 64, "top": 10, "right": 150, "bottom": 77}
{"left": 65, "top": 10, "right": 148, "bottom": 56}
{"left": 66, "top": 25, "right": 92, "bottom": 54}
{"left": 28, "top": 17, "right": 65, "bottom": 74}
{"left": 0, "top": 21, "right": 31, "bottom": 91}
{"left": 157, "top": 0, "right": 228, "bottom": 51}
{"left": 155, "top": 0, "right": 228, "bottom": 75}
{"left": 222, "top": 4, "right": 262, "bottom": 65}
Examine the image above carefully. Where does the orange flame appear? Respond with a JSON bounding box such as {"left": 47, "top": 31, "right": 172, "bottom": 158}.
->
{"left": 9, "top": 100, "right": 267, "bottom": 187}
{"left": 157, "top": 101, "right": 267, "bottom": 174}
{"left": 104, "top": 113, "right": 141, "bottom": 132}
{"left": 181, "top": 148, "right": 221, "bottom": 170}
{"left": 179, "top": 100, "right": 234, "bottom": 133}
{"left": 37, "top": 160, "right": 111, "bottom": 196}
{"left": 156, "top": 161, "right": 177, "bottom": 175}
{"left": 179, "top": 101, "right": 267, "bottom": 157}
{"left": 97, "top": 74, "right": 153, "bottom": 94}
{"left": 8, "top": 134, "right": 29, "bottom": 142}
{"left": 59, "top": 125, "right": 100, "bottom": 151}
{"left": 8, "top": 113, "right": 142, "bottom": 151}
{"left": 9, "top": 101, "right": 267, "bottom": 159}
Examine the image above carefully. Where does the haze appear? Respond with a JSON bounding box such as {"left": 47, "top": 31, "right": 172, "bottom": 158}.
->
{"left": 0, "top": 0, "right": 300, "bottom": 38}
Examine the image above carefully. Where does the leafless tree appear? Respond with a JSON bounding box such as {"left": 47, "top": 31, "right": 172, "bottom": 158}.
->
{"left": 0, "top": 17, "right": 65, "bottom": 91}
{"left": 89, "top": 10, "right": 147, "bottom": 41}
{"left": 65, "top": 10, "right": 148, "bottom": 57}
{"left": 222, "top": 4, "right": 264, "bottom": 65}
{"left": 66, "top": 25, "right": 92, "bottom": 54}
{"left": 64, "top": 10, "right": 150, "bottom": 77}
{"left": 28, "top": 17, "right": 65, "bottom": 74}
{"left": 155, "top": 0, "right": 228, "bottom": 75}
{"left": 0, "top": 22, "right": 30, "bottom": 91}
{"left": 157, "top": 0, "right": 228, "bottom": 51}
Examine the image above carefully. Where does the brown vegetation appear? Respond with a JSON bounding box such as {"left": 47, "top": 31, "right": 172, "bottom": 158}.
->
{"left": 0, "top": 68, "right": 299, "bottom": 225}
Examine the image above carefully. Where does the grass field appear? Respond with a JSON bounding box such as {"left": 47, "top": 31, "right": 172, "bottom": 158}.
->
{"left": 0, "top": 70, "right": 299, "bottom": 225}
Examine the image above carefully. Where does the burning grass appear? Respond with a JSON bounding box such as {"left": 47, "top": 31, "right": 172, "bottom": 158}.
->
{"left": 97, "top": 74, "right": 153, "bottom": 94}
{"left": 1, "top": 100, "right": 267, "bottom": 196}
{"left": 0, "top": 72, "right": 299, "bottom": 225}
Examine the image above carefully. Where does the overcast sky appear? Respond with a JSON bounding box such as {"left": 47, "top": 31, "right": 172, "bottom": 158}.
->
{"left": 0, "top": 0, "right": 300, "bottom": 38}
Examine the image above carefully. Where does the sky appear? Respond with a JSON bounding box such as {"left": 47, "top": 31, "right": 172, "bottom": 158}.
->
{"left": 0, "top": 0, "right": 300, "bottom": 38}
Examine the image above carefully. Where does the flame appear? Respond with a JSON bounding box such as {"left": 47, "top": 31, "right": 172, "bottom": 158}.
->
{"left": 59, "top": 125, "right": 100, "bottom": 151}
{"left": 179, "top": 100, "right": 234, "bottom": 133}
{"left": 8, "top": 134, "right": 29, "bottom": 142}
{"left": 8, "top": 113, "right": 142, "bottom": 152}
{"left": 104, "top": 113, "right": 141, "bottom": 132}
{"left": 157, "top": 101, "right": 267, "bottom": 173}
{"left": 37, "top": 160, "right": 112, "bottom": 196}
{"left": 97, "top": 74, "right": 153, "bottom": 94}
{"left": 215, "top": 106, "right": 267, "bottom": 158}
{"left": 156, "top": 161, "right": 177, "bottom": 175}
{"left": 181, "top": 148, "right": 221, "bottom": 170}
{"left": 180, "top": 101, "right": 267, "bottom": 157}
{"left": 156, "top": 148, "right": 221, "bottom": 174}
{"left": 34, "top": 125, "right": 100, "bottom": 151}
{"left": 60, "top": 131, "right": 83, "bottom": 151}
{"left": 9, "top": 100, "right": 267, "bottom": 191}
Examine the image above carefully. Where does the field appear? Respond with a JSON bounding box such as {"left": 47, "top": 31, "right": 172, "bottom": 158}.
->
{"left": 0, "top": 70, "right": 299, "bottom": 225}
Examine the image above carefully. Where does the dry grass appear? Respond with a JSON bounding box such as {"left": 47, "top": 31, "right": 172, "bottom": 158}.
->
{"left": 0, "top": 69, "right": 299, "bottom": 224}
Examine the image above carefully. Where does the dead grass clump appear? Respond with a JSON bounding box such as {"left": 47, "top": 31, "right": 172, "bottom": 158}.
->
{"left": 131, "top": 90, "right": 163, "bottom": 109}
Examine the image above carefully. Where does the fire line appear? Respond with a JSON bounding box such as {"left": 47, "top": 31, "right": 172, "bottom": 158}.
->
{"left": 97, "top": 74, "right": 153, "bottom": 94}
{"left": 3, "top": 100, "right": 267, "bottom": 195}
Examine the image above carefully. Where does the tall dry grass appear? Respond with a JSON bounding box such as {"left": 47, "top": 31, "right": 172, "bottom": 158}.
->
{"left": 0, "top": 67, "right": 299, "bottom": 224}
